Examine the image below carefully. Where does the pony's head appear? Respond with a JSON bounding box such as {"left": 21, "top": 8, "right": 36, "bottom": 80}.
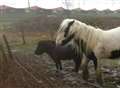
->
{"left": 35, "top": 40, "right": 55, "bottom": 55}
{"left": 56, "top": 19, "right": 77, "bottom": 46}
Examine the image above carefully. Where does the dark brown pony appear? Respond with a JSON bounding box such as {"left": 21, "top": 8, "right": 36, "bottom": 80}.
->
{"left": 35, "top": 40, "right": 82, "bottom": 72}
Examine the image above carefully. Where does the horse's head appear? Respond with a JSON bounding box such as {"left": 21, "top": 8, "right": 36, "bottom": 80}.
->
{"left": 35, "top": 40, "right": 55, "bottom": 55}
{"left": 56, "top": 19, "right": 77, "bottom": 46}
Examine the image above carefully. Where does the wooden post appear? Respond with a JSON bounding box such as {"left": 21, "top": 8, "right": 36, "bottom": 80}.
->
{"left": 21, "top": 29, "right": 26, "bottom": 45}
{"left": 3, "top": 34, "right": 13, "bottom": 59}
{"left": 0, "top": 44, "right": 9, "bottom": 84}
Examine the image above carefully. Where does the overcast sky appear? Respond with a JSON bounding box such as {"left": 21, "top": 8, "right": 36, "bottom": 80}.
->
{"left": 0, "top": 0, "right": 120, "bottom": 10}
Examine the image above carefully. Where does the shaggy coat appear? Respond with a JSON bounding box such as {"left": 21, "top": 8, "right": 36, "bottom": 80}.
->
{"left": 35, "top": 40, "right": 82, "bottom": 72}
{"left": 56, "top": 18, "right": 120, "bottom": 85}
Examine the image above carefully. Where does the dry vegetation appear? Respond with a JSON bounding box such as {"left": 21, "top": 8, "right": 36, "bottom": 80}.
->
{"left": 11, "top": 14, "right": 120, "bottom": 33}
{"left": 0, "top": 12, "right": 120, "bottom": 88}
{"left": 0, "top": 31, "right": 119, "bottom": 88}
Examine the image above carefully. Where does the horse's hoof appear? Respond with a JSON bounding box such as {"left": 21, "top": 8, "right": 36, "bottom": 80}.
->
{"left": 96, "top": 73, "right": 104, "bottom": 86}
{"left": 56, "top": 70, "right": 60, "bottom": 73}
{"left": 56, "top": 70, "right": 59, "bottom": 73}
{"left": 97, "top": 80, "right": 104, "bottom": 86}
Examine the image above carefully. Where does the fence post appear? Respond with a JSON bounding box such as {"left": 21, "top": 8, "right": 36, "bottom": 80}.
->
{"left": 0, "top": 43, "right": 9, "bottom": 85}
{"left": 21, "top": 29, "right": 26, "bottom": 45}
{"left": 3, "top": 34, "right": 13, "bottom": 59}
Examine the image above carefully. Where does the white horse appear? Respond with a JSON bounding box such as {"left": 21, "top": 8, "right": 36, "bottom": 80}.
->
{"left": 56, "top": 18, "right": 120, "bottom": 85}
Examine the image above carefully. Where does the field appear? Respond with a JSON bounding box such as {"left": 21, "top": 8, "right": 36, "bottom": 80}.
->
{"left": 0, "top": 31, "right": 120, "bottom": 88}
{"left": 0, "top": 9, "right": 120, "bottom": 88}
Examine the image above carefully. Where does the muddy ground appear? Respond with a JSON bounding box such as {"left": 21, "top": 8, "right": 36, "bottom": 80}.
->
{"left": 0, "top": 52, "right": 120, "bottom": 88}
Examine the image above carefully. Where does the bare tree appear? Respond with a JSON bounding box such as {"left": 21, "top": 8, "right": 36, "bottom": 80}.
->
{"left": 28, "top": 0, "right": 31, "bottom": 9}
{"left": 26, "top": 0, "right": 31, "bottom": 12}
{"left": 15, "top": 22, "right": 26, "bottom": 45}
{"left": 62, "top": 0, "right": 73, "bottom": 17}
{"left": 21, "top": 28, "right": 26, "bottom": 45}
{"left": 18, "top": 24, "right": 26, "bottom": 45}
{"left": 64, "top": 0, "right": 72, "bottom": 9}
{"left": 111, "top": 0, "right": 115, "bottom": 7}
{"left": 57, "top": 0, "right": 71, "bottom": 16}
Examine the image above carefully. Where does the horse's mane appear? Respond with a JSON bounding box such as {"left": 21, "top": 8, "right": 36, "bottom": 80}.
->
{"left": 73, "top": 20, "right": 103, "bottom": 50}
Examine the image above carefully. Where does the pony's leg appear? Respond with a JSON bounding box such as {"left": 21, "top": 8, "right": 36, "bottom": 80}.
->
{"left": 73, "top": 57, "right": 82, "bottom": 72}
{"left": 59, "top": 60, "right": 62, "bottom": 70}
{"left": 54, "top": 59, "right": 61, "bottom": 72}
{"left": 55, "top": 63, "right": 59, "bottom": 71}
{"left": 81, "top": 55, "right": 90, "bottom": 81}
{"left": 55, "top": 62, "right": 62, "bottom": 72}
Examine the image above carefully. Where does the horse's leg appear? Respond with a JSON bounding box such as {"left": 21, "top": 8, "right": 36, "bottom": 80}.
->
{"left": 73, "top": 57, "right": 82, "bottom": 72}
{"left": 92, "top": 56, "right": 97, "bottom": 71}
{"left": 87, "top": 51, "right": 103, "bottom": 85}
{"left": 95, "top": 58, "right": 103, "bottom": 85}
{"left": 81, "top": 55, "right": 90, "bottom": 81}
{"left": 94, "top": 45, "right": 104, "bottom": 85}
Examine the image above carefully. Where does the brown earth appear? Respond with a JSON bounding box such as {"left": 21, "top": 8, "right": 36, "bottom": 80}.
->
{"left": 0, "top": 51, "right": 120, "bottom": 88}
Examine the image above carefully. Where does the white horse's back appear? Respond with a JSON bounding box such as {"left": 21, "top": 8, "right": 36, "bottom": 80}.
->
{"left": 102, "top": 27, "right": 120, "bottom": 51}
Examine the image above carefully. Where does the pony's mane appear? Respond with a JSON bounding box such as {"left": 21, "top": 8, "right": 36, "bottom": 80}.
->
{"left": 38, "top": 40, "right": 55, "bottom": 45}
{"left": 38, "top": 40, "right": 55, "bottom": 48}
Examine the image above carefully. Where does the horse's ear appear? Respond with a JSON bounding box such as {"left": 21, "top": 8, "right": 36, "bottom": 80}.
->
{"left": 64, "top": 20, "right": 75, "bottom": 37}
{"left": 69, "top": 20, "right": 74, "bottom": 25}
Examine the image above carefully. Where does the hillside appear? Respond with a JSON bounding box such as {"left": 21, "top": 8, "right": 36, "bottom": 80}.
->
{"left": 1, "top": 5, "right": 120, "bottom": 31}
